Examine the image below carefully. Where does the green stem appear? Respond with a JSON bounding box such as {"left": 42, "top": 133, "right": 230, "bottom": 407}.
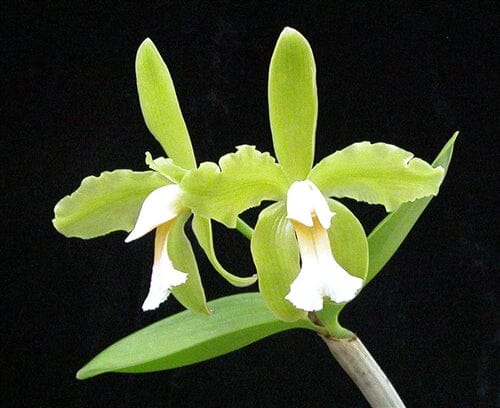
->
{"left": 236, "top": 217, "right": 254, "bottom": 240}
{"left": 321, "top": 335, "right": 405, "bottom": 408}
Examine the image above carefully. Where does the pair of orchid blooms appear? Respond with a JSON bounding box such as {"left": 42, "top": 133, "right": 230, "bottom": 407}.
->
{"left": 53, "top": 28, "right": 445, "bottom": 325}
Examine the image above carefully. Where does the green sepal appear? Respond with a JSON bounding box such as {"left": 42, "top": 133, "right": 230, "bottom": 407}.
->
{"left": 145, "top": 152, "right": 186, "bottom": 183}
{"left": 191, "top": 215, "right": 257, "bottom": 287}
{"left": 269, "top": 27, "right": 317, "bottom": 181}
{"left": 169, "top": 213, "right": 210, "bottom": 315}
{"left": 53, "top": 170, "right": 167, "bottom": 239}
{"left": 309, "top": 142, "right": 445, "bottom": 212}
{"left": 181, "top": 145, "right": 288, "bottom": 228}
{"left": 136, "top": 39, "right": 196, "bottom": 169}
{"left": 366, "top": 132, "right": 458, "bottom": 283}
{"left": 251, "top": 202, "right": 306, "bottom": 322}
{"left": 76, "top": 293, "right": 317, "bottom": 379}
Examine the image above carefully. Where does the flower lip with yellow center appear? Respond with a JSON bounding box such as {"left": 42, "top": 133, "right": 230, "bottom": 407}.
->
{"left": 125, "top": 184, "right": 188, "bottom": 310}
{"left": 285, "top": 180, "right": 364, "bottom": 311}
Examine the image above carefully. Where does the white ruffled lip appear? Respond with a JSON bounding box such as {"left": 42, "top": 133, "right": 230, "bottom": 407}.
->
{"left": 142, "top": 252, "right": 188, "bottom": 311}
{"left": 285, "top": 259, "right": 363, "bottom": 311}
{"left": 125, "top": 184, "right": 184, "bottom": 243}
{"left": 124, "top": 184, "right": 188, "bottom": 310}
{"left": 285, "top": 180, "right": 364, "bottom": 311}
{"left": 142, "top": 223, "right": 188, "bottom": 311}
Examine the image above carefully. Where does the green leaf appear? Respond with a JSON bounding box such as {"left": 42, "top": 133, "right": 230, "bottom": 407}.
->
{"left": 309, "top": 142, "right": 445, "bottom": 212}
{"left": 145, "top": 152, "right": 186, "bottom": 184}
{"left": 251, "top": 202, "right": 307, "bottom": 322}
{"left": 181, "top": 145, "right": 288, "bottom": 228}
{"left": 191, "top": 215, "right": 257, "bottom": 287}
{"left": 136, "top": 39, "right": 196, "bottom": 169}
{"left": 169, "top": 213, "right": 210, "bottom": 315}
{"left": 53, "top": 170, "right": 167, "bottom": 239}
{"left": 269, "top": 27, "right": 318, "bottom": 181}
{"left": 366, "top": 132, "right": 458, "bottom": 283}
{"left": 77, "top": 293, "right": 316, "bottom": 379}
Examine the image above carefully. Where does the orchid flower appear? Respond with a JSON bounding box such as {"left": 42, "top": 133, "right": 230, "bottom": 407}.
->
{"left": 53, "top": 39, "right": 255, "bottom": 314}
{"left": 180, "top": 28, "right": 445, "bottom": 322}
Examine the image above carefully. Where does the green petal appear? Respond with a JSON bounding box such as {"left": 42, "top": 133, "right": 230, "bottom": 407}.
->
{"left": 309, "top": 142, "right": 445, "bottom": 212}
{"left": 326, "top": 199, "right": 368, "bottom": 280}
{"left": 315, "top": 199, "right": 368, "bottom": 339}
{"left": 136, "top": 39, "right": 196, "bottom": 169}
{"left": 181, "top": 145, "right": 288, "bottom": 228}
{"left": 191, "top": 215, "right": 257, "bottom": 287}
{"left": 76, "top": 293, "right": 317, "bottom": 379}
{"left": 53, "top": 170, "right": 167, "bottom": 239}
{"left": 269, "top": 27, "right": 318, "bottom": 181}
{"left": 366, "top": 132, "right": 458, "bottom": 283}
{"left": 145, "top": 152, "right": 186, "bottom": 184}
{"left": 169, "top": 213, "right": 210, "bottom": 315}
{"left": 251, "top": 202, "right": 306, "bottom": 322}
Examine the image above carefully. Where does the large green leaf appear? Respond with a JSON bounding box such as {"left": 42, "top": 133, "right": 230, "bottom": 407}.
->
{"left": 181, "top": 145, "right": 288, "bottom": 228}
{"left": 269, "top": 27, "right": 318, "bottom": 181}
{"left": 309, "top": 142, "right": 445, "bottom": 212}
{"left": 136, "top": 39, "right": 196, "bottom": 169}
{"left": 53, "top": 170, "right": 167, "bottom": 239}
{"left": 169, "top": 213, "right": 210, "bottom": 315}
{"left": 77, "top": 293, "right": 316, "bottom": 379}
{"left": 191, "top": 215, "right": 257, "bottom": 287}
{"left": 366, "top": 132, "right": 458, "bottom": 283}
{"left": 251, "top": 202, "right": 306, "bottom": 322}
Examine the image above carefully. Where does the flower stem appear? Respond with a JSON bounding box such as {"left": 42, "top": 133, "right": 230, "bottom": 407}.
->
{"left": 236, "top": 217, "right": 254, "bottom": 240}
{"left": 320, "top": 335, "right": 405, "bottom": 408}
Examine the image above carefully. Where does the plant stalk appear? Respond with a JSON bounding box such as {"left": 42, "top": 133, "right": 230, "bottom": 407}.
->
{"left": 321, "top": 335, "right": 405, "bottom": 408}
{"left": 236, "top": 217, "right": 254, "bottom": 240}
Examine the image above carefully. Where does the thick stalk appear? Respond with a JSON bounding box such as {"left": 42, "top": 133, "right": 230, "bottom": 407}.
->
{"left": 321, "top": 335, "right": 405, "bottom": 408}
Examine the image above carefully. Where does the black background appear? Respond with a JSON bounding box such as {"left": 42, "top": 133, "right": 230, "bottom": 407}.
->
{"left": 2, "top": 2, "right": 497, "bottom": 407}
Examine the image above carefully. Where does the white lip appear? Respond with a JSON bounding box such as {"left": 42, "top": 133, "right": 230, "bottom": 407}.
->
{"left": 285, "top": 180, "right": 363, "bottom": 311}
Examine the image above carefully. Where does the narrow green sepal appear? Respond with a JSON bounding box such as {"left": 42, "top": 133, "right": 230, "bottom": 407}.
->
{"left": 53, "top": 170, "right": 167, "bottom": 239}
{"left": 136, "top": 39, "right": 196, "bottom": 169}
{"left": 181, "top": 145, "right": 288, "bottom": 227}
{"left": 309, "top": 142, "right": 445, "bottom": 212}
{"left": 269, "top": 27, "right": 318, "bottom": 181}
{"left": 145, "top": 152, "right": 186, "bottom": 183}
{"left": 169, "top": 213, "right": 210, "bottom": 315}
{"left": 191, "top": 215, "right": 257, "bottom": 287}
{"left": 251, "top": 202, "right": 306, "bottom": 322}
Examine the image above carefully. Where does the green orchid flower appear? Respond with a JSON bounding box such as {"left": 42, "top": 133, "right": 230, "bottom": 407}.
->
{"left": 180, "top": 28, "right": 445, "bottom": 322}
{"left": 53, "top": 39, "right": 256, "bottom": 315}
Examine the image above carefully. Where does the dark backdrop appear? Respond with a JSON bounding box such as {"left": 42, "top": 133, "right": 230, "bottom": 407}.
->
{"left": 2, "top": 2, "right": 497, "bottom": 407}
